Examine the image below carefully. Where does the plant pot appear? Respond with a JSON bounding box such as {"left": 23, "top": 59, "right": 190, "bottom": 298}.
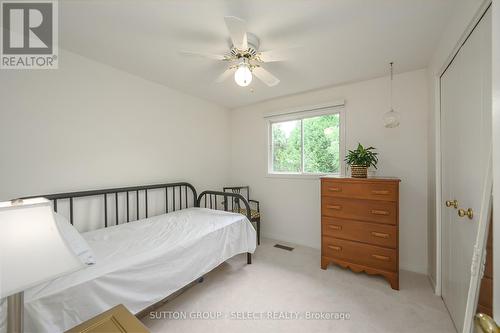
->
{"left": 350, "top": 165, "right": 368, "bottom": 178}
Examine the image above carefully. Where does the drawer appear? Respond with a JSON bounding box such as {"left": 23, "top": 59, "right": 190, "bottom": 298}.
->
{"left": 321, "top": 197, "right": 397, "bottom": 225}
{"left": 322, "top": 217, "right": 397, "bottom": 248}
{"left": 321, "top": 179, "right": 398, "bottom": 202}
{"left": 322, "top": 237, "right": 397, "bottom": 272}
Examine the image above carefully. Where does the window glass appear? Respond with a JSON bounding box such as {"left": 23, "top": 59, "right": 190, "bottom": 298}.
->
{"left": 270, "top": 111, "right": 342, "bottom": 175}
{"left": 303, "top": 114, "right": 340, "bottom": 173}
{"left": 272, "top": 120, "right": 301, "bottom": 173}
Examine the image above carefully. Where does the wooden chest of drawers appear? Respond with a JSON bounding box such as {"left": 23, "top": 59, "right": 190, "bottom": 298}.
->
{"left": 320, "top": 177, "right": 401, "bottom": 290}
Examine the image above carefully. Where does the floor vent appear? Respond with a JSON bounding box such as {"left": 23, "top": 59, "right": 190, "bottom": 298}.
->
{"left": 274, "top": 244, "right": 294, "bottom": 251}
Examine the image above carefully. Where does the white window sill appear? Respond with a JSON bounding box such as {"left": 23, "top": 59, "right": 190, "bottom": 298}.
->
{"left": 265, "top": 173, "right": 341, "bottom": 180}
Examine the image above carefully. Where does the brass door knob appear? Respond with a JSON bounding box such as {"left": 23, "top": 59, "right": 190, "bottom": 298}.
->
{"left": 445, "top": 200, "right": 459, "bottom": 209}
{"left": 458, "top": 208, "right": 473, "bottom": 219}
{"left": 475, "top": 313, "right": 499, "bottom": 333}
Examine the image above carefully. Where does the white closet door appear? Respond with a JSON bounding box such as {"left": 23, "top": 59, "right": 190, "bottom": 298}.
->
{"left": 441, "top": 8, "right": 491, "bottom": 332}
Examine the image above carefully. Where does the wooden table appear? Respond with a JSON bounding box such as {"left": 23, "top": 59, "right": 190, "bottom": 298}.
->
{"left": 65, "top": 304, "right": 150, "bottom": 333}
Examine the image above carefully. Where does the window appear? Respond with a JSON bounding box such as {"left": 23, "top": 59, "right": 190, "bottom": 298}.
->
{"left": 268, "top": 107, "right": 344, "bottom": 176}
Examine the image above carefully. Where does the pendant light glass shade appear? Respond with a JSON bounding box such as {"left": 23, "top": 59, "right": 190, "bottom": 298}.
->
{"left": 234, "top": 61, "right": 252, "bottom": 87}
{"left": 383, "top": 109, "right": 400, "bottom": 128}
{"left": 383, "top": 62, "right": 400, "bottom": 128}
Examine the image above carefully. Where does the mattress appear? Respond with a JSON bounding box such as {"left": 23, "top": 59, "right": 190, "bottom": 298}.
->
{"left": 0, "top": 207, "right": 256, "bottom": 333}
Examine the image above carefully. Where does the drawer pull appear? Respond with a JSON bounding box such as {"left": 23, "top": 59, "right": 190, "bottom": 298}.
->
{"left": 370, "top": 209, "right": 389, "bottom": 216}
{"left": 328, "top": 225, "right": 342, "bottom": 231}
{"left": 328, "top": 187, "right": 342, "bottom": 192}
{"left": 371, "top": 231, "right": 390, "bottom": 239}
{"left": 328, "top": 245, "right": 342, "bottom": 251}
{"left": 371, "top": 190, "right": 389, "bottom": 195}
{"left": 327, "top": 205, "right": 342, "bottom": 210}
{"left": 371, "top": 254, "right": 390, "bottom": 261}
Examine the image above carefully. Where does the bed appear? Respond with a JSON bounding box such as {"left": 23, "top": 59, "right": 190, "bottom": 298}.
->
{"left": 0, "top": 182, "right": 256, "bottom": 333}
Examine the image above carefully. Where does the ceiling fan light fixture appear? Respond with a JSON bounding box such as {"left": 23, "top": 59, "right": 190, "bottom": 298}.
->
{"left": 182, "top": 16, "right": 282, "bottom": 88}
{"left": 234, "top": 61, "right": 252, "bottom": 87}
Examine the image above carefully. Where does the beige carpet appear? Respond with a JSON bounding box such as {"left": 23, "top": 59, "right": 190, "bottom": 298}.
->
{"left": 141, "top": 239, "right": 456, "bottom": 333}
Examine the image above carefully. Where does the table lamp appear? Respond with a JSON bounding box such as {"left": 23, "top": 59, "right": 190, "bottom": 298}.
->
{"left": 0, "top": 198, "right": 84, "bottom": 333}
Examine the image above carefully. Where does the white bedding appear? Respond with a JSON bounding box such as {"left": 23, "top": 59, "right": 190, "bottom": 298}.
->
{"left": 0, "top": 207, "right": 256, "bottom": 333}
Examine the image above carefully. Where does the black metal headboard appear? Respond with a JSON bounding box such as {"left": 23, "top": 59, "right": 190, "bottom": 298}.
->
{"left": 23, "top": 182, "right": 198, "bottom": 227}
{"left": 22, "top": 182, "right": 254, "bottom": 264}
{"left": 22, "top": 183, "right": 252, "bottom": 226}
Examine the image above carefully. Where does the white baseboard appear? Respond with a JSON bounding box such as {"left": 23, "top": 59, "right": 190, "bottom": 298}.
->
{"left": 261, "top": 232, "right": 321, "bottom": 250}
{"left": 428, "top": 274, "right": 439, "bottom": 295}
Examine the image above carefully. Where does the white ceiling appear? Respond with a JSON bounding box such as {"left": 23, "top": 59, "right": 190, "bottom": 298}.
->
{"left": 60, "top": 0, "right": 456, "bottom": 109}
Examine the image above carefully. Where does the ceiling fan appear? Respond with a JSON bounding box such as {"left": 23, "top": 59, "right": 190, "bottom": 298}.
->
{"left": 181, "top": 16, "right": 292, "bottom": 88}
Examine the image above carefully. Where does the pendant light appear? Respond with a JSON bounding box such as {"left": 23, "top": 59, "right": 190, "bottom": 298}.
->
{"left": 383, "top": 62, "right": 400, "bottom": 128}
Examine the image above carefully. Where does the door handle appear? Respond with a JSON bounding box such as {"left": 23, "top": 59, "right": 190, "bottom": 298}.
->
{"left": 458, "top": 208, "right": 473, "bottom": 220}
{"left": 475, "top": 313, "right": 499, "bottom": 333}
{"left": 445, "top": 199, "right": 458, "bottom": 209}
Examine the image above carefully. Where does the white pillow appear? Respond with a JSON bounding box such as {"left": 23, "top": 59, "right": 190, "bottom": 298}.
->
{"left": 53, "top": 212, "right": 96, "bottom": 265}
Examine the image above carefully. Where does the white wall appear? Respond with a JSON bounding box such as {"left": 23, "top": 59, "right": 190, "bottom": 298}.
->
{"left": 0, "top": 50, "right": 230, "bottom": 203}
{"left": 429, "top": 0, "right": 489, "bottom": 75}
{"left": 426, "top": 69, "right": 438, "bottom": 288}
{"left": 427, "top": 0, "right": 489, "bottom": 292}
{"left": 229, "top": 69, "right": 430, "bottom": 274}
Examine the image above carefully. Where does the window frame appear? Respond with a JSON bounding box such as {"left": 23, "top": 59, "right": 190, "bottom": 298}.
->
{"left": 267, "top": 105, "right": 346, "bottom": 178}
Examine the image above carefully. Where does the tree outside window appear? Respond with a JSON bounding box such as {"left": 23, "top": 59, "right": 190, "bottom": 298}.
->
{"left": 271, "top": 113, "right": 341, "bottom": 174}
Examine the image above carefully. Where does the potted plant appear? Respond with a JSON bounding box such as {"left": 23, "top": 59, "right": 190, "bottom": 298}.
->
{"left": 344, "top": 143, "right": 378, "bottom": 178}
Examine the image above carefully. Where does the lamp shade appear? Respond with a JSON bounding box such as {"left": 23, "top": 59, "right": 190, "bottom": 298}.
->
{"left": 0, "top": 198, "right": 83, "bottom": 298}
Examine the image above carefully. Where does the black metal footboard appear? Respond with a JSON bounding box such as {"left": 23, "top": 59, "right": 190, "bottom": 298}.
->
{"left": 197, "top": 190, "right": 254, "bottom": 264}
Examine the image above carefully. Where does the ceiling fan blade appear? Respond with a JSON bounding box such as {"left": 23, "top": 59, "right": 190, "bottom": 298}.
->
{"left": 224, "top": 16, "right": 248, "bottom": 50}
{"left": 258, "top": 47, "right": 300, "bottom": 62}
{"left": 179, "top": 51, "right": 227, "bottom": 61}
{"left": 215, "top": 68, "right": 234, "bottom": 83}
{"left": 253, "top": 67, "right": 280, "bottom": 87}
